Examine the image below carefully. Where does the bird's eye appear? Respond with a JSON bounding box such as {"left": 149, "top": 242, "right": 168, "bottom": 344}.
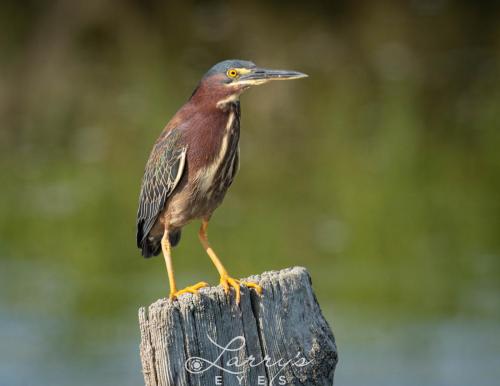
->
{"left": 227, "top": 69, "right": 238, "bottom": 78}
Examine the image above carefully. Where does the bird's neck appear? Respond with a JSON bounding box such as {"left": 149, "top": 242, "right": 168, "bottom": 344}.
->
{"left": 216, "top": 94, "right": 240, "bottom": 110}
{"left": 190, "top": 80, "right": 241, "bottom": 111}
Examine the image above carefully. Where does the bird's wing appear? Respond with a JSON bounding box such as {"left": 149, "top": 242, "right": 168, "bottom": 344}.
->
{"left": 136, "top": 128, "right": 187, "bottom": 248}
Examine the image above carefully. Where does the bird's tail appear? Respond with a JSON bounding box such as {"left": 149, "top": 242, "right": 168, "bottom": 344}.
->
{"left": 140, "top": 229, "right": 182, "bottom": 258}
{"left": 141, "top": 235, "right": 161, "bottom": 258}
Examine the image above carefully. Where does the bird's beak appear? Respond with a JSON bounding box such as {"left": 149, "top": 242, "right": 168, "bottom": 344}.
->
{"left": 236, "top": 67, "right": 308, "bottom": 86}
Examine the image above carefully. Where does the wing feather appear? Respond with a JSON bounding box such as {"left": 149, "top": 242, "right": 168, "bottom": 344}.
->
{"left": 136, "top": 128, "right": 187, "bottom": 248}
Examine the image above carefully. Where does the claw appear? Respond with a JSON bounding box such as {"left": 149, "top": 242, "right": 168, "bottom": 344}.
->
{"left": 219, "top": 275, "right": 263, "bottom": 304}
{"left": 169, "top": 281, "right": 208, "bottom": 300}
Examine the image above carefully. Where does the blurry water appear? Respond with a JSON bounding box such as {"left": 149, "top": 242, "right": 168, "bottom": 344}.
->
{"left": 330, "top": 308, "right": 500, "bottom": 386}
{"left": 0, "top": 261, "right": 141, "bottom": 386}
{"left": 2, "top": 260, "right": 500, "bottom": 386}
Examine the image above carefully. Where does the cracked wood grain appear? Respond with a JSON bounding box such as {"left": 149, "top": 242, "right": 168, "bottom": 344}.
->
{"left": 139, "top": 267, "right": 338, "bottom": 386}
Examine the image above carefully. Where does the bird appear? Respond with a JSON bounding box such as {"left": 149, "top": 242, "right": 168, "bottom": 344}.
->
{"left": 136, "top": 59, "right": 307, "bottom": 303}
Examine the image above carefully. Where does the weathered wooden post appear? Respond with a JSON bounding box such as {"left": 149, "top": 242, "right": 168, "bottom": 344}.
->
{"left": 138, "top": 266, "right": 338, "bottom": 386}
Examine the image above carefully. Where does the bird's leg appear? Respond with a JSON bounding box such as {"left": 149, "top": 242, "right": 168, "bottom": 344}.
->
{"left": 161, "top": 230, "right": 208, "bottom": 300}
{"left": 198, "top": 219, "right": 262, "bottom": 303}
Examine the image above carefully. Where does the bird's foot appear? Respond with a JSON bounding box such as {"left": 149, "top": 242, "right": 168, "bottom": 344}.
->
{"left": 169, "top": 281, "right": 208, "bottom": 300}
{"left": 219, "top": 274, "right": 263, "bottom": 304}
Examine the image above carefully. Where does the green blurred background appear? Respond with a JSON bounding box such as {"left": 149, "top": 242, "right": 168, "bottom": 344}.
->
{"left": 1, "top": 1, "right": 500, "bottom": 385}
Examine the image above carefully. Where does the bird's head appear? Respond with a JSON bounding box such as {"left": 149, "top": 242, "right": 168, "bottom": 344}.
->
{"left": 192, "top": 59, "right": 308, "bottom": 107}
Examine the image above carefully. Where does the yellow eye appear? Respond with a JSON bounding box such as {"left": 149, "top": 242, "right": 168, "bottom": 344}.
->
{"left": 227, "top": 69, "right": 238, "bottom": 78}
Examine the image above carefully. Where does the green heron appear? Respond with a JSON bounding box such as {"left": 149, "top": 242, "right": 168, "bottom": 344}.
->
{"left": 136, "top": 59, "right": 307, "bottom": 302}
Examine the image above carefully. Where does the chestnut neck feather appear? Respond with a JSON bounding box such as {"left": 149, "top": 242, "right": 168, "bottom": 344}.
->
{"left": 189, "top": 73, "right": 241, "bottom": 106}
{"left": 173, "top": 75, "right": 241, "bottom": 172}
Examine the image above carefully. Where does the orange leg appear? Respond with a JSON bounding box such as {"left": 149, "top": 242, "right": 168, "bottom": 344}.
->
{"left": 161, "top": 230, "right": 208, "bottom": 300}
{"left": 198, "top": 219, "right": 262, "bottom": 304}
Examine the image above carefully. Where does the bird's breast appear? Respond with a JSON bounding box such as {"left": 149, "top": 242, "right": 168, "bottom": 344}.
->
{"left": 194, "top": 109, "right": 239, "bottom": 196}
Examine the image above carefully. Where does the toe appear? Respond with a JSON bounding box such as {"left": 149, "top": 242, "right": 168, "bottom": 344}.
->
{"left": 220, "top": 276, "right": 243, "bottom": 303}
{"left": 241, "top": 281, "right": 263, "bottom": 295}
{"left": 233, "top": 283, "right": 241, "bottom": 304}
{"left": 220, "top": 277, "right": 230, "bottom": 293}
{"left": 227, "top": 278, "right": 241, "bottom": 304}
{"left": 193, "top": 281, "right": 209, "bottom": 290}
{"left": 169, "top": 282, "right": 209, "bottom": 299}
